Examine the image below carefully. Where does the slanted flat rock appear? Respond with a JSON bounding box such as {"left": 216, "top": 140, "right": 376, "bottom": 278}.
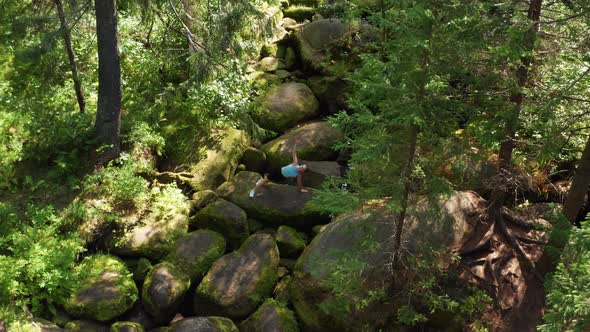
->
{"left": 216, "top": 172, "right": 328, "bottom": 228}
{"left": 301, "top": 161, "right": 341, "bottom": 188}
{"left": 194, "top": 234, "right": 280, "bottom": 319}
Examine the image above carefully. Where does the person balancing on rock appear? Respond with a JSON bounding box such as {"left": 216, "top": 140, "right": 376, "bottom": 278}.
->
{"left": 249, "top": 136, "right": 309, "bottom": 198}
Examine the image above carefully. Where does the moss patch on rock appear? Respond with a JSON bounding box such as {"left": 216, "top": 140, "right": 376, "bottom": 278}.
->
{"left": 169, "top": 317, "right": 238, "bottom": 332}
{"left": 65, "top": 255, "right": 138, "bottom": 322}
{"left": 276, "top": 225, "right": 307, "bottom": 258}
{"left": 110, "top": 321, "right": 145, "bottom": 332}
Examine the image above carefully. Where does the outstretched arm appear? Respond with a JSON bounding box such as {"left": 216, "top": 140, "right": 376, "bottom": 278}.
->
{"left": 291, "top": 136, "right": 300, "bottom": 165}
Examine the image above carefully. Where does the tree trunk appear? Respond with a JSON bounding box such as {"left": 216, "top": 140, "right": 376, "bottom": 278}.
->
{"left": 94, "top": 0, "right": 121, "bottom": 164}
{"left": 392, "top": 125, "right": 419, "bottom": 267}
{"left": 563, "top": 136, "right": 590, "bottom": 223}
{"left": 487, "top": 0, "right": 542, "bottom": 278}
{"left": 55, "top": 0, "right": 85, "bottom": 113}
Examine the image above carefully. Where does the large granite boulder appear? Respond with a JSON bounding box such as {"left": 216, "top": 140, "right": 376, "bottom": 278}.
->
{"left": 109, "top": 186, "right": 190, "bottom": 260}
{"left": 65, "top": 255, "right": 138, "bottom": 322}
{"left": 142, "top": 262, "right": 191, "bottom": 325}
{"left": 254, "top": 83, "right": 319, "bottom": 133}
{"left": 254, "top": 57, "right": 286, "bottom": 72}
{"left": 165, "top": 230, "right": 226, "bottom": 282}
{"left": 190, "top": 199, "right": 249, "bottom": 250}
{"left": 240, "top": 299, "right": 299, "bottom": 332}
{"left": 276, "top": 226, "right": 307, "bottom": 258}
{"left": 194, "top": 234, "right": 280, "bottom": 319}
{"left": 290, "top": 191, "right": 486, "bottom": 331}
{"left": 261, "top": 122, "right": 343, "bottom": 169}
{"left": 307, "top": 76, "right": 349, "bottom": 115}
{"left": 187, "top": 128, "right": 250, "bottom": 191}
{"left": 169, "top": 317, "right": 238, "bottom": 332}
{"left": 294, "top": 19, "right": 351, "bottom": 74}
{"left": 216, "top": 171, "right": 329, "bottom": 228}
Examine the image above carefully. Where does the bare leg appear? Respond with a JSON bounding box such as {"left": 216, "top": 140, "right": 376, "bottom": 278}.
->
{"left": 250, "top": 178, "right": 270, "bottom": 197}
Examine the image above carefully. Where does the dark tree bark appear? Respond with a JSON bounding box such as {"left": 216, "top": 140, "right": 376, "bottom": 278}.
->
{"left": 94, "top": 0, "right": 121, "bottom": 164}
{"left": 55, "top": 0, "right": 85, "bottom": 113}
{"left": 487, "top": 0, "right": 542, "bottom": 277}
{"left": 563, "top": 136, "right": 590, "bottom": 223}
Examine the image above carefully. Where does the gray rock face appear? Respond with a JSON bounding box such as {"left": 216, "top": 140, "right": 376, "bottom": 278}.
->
{"left": 254, "top": 82, "right": 319, "bottom": 133}
{"left": 165, "top": 230, "right": 226, "bottom": 282}
{"left": 142, "top": 262, "right": 191, "bottom": 325}
{"left": 290, "top": 191, "right": 486, "bottom": 331}
{"left": 216, "top": 172, "right": 329, "bottom": 228}
{"left": 169, "top": 317, "right": 238, "bottom": 332}
{"left": 261, "top": 122, "right": 344, "bottom": 169}
{"left": 194, "top": 234, "right": 280, "bottom": 319}
{"left": 307, "top": 76, "right": 349, "bottom": 115}
{"left": 295, "top": 19, "right": 351, "bottom": 73}
{"left": 190, "top": 199, "right": 249, "bottom": 250}
{"left": 301, "top": 161, "right": 341, "bottom": 188}
{"left": 191, "top": 190, "right": 219, "bottom": 212}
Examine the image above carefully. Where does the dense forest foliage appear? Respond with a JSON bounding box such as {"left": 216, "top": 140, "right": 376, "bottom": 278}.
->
{"left": 1, "top": 0, "right": 590, "bottom": 331}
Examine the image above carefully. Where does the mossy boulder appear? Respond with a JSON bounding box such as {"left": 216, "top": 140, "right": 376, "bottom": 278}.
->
{"left": 110, "top": 186, "right": 191, "bottom": 260}
{"left": 187, "top": 128, "right": 250, "bottom": 191}
{"left": 294, "top": 19, "right": 353, "bottom": 74}
{"left": 191, "top": 190, "right": 219, "bottom": 213}
{"left": 254, "top": 83, "right": 319, "bottom": 133}
{"left": 273, "top": 275, "right": 292, "bottom": 303}
{"left": 284, "top": 6, "right": 315, "bottom": 22}
{"left": 110, "top": 321, "right": 145, "bottom": 332}
{"left": 65, "top": 320, "right": 109, "bottom": 332}
{"left": 242, "top": 147, "right": 267, "bottom": 173}
{"left": 169, "top": 317, "right": 238, "bottom": 332}
{"left": 27, "top": 319, "right": 62, "bottom": 332}
{"left": 216, "top": 171, "right": 329, "bottom": 228}
{"left": 240, "top": 299, "right": 299, "bottom": 332}
{"left": 132, "top": 258, "right": 153, "bottom": 284}
{"left": 284, "top": 47, "right": 297, "bottom": 69}
{"left": 121, "top": 302, "right": 156, "bottom": 331}
{"left": 261, "top": 43, "right": 279, "bottom": 58}
{"left": 261, "top": 122, "right": 343, "bottom": 168}
{"left": 290, "top": 191, "right": 486, "bottom": 331}
{"left": 275, "top": 70, "right": 292, "bottom": 80}
{"left": 276, "top": 226, "right": 307, "bottom": 258}
{"left": 190, "top": 199, "right": 249, "bottom": 250}
{"left": 142, "top": 262, "right": 191, "bottom": 325}
{"left": 307, "top": 76, "right": 349, "bottom": 115}
{"left": 301, "top": 161, "right": 341, "bottom": 188}
{"left": 248, "top": 71, "right": 281, "bottom": 91}
{"left": 194, "top": 234, "right": 280, "bottom": 319}
{"left": 65, "top": 255, "right": 138, "bottom": 322}
{"left": 165, "top": 230, "right": 226, "bottom": 282}
{"left": 254, "top": 57, "right": 286, "bottom": 72}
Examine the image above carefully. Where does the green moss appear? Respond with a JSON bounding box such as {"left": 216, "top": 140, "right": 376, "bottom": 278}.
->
{"left": 65, "top": 255, "right": 138, "bottom": 322}
{"left": 261, "top": 43, "right": 279, "bottom": 58}
{"left": 110, "top": 321, "right": 144, "bottom": 332}
{"left": 133, "top": 258, "right": 152, "bottom": 283}
{"left": 209, "top": 317, "right": 239, "bottom": 332}
{"left": 191, "top": 199, "right": 249, "bottom": 250}
{"left": 64, "top": 320, "right": 109, "bottom": 332}
{"left": 191, "top": 190, "right": 219, "bottom": 212}
{"left": 276, "top": 225, "right": 306, "bottom": 258}
{"left": 241, "top": 299, "right": 299, "bottom": 332}
{"left": 284, "top": 6, "right": 315, "bottom": 22}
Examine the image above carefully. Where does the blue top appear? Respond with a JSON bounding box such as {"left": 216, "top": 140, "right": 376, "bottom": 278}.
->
{"left": 281, "top": 164, "right": 300, "bottom": 178}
